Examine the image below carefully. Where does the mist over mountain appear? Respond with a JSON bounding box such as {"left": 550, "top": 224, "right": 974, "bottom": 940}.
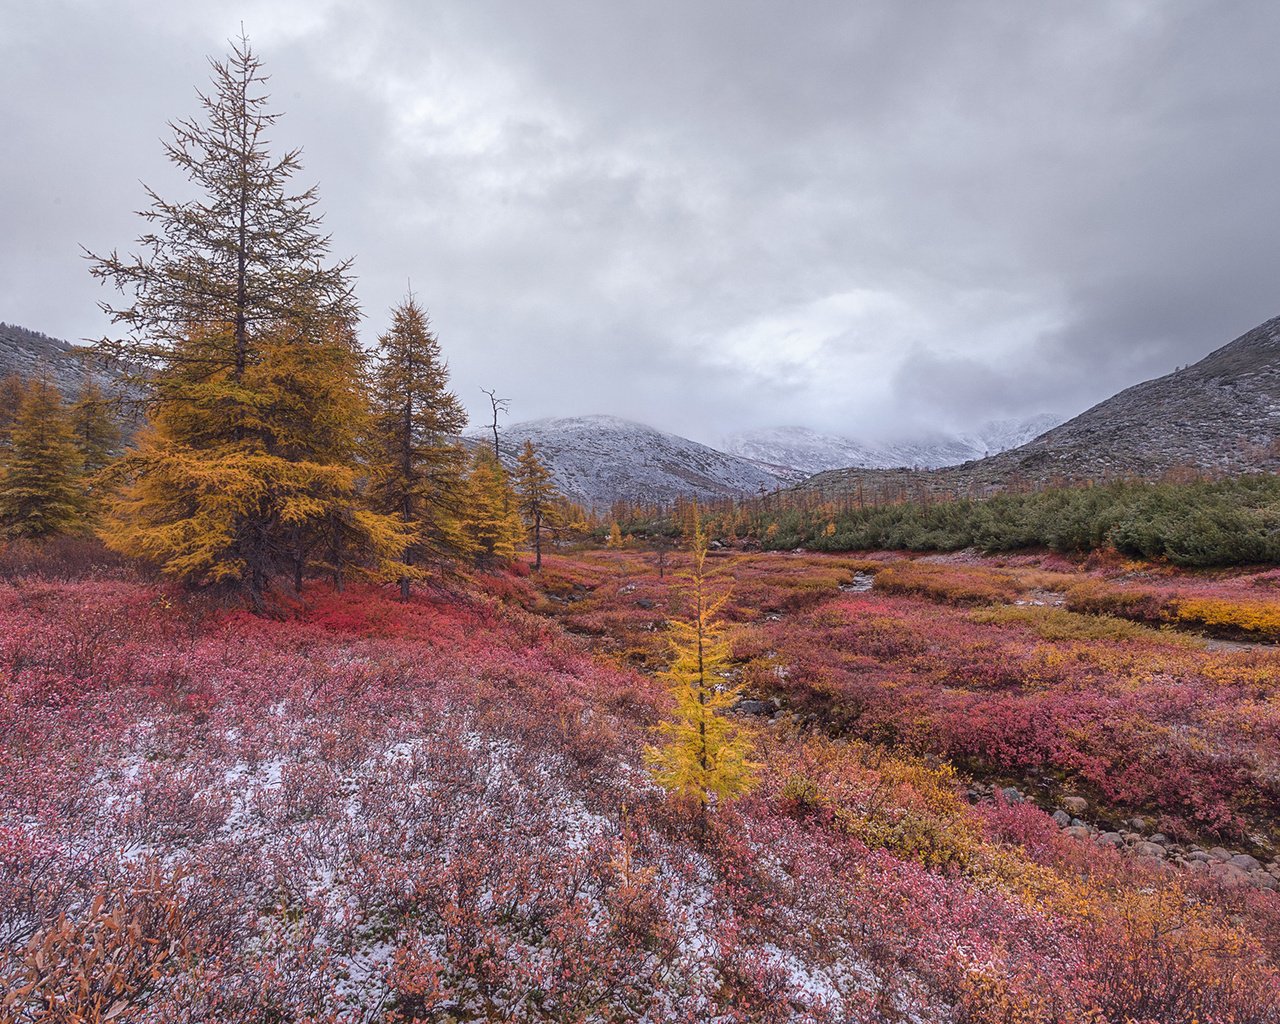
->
{"left": 723, "top": 415, "right": 1061, "bottom": 476}
{"left": 805, "top": 314, "right": 1280, "bottom": 498}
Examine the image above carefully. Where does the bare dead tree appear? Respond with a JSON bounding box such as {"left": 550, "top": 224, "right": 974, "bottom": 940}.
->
{"left": 480, "top": 387, "right": 510, "bottom": 459}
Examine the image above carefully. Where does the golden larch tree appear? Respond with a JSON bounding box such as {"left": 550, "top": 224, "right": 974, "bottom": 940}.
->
{"left": 367, "top": 295, "right": 472, "bottom": 598}
{"left": 101, "top": 318, "right": 409, "bottom": 602}
{"left": 69, "top": 381, "right": 122, "bottom": 475}
{"left": 514, "top": 439, "right": 561, "bottom": 570}
{"left": 646, "top": 508, "right": 757, "bottom": 812}
{"left": 464, "top": 449, "right": 524, "bottom": 567}
{"left": 0, "top": 378, "right": 89, "bottom": 539}
{"left": 86, "top": 37, "right": 402, "bottom": 607}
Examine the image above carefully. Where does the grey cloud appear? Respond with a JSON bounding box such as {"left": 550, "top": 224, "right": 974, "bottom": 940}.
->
{"left": 3, "top": 0, "right": 1279, "bottom": 444}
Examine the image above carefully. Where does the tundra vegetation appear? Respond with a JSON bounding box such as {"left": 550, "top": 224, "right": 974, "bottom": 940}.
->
{"left": 2, "top": 33, "right": 1280, "bottom": 1024}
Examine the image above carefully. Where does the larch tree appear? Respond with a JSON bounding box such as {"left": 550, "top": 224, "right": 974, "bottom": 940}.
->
{"left": 368, "top": 295, "right": 472, "bottom": 598}
{"left": 514, "top": 439, "right": 561, "bottom": 570}
{"left": 645, "top": 508, "right": 757, "bottom": 815}
{"left": 69, "top": 381, "right": 122, "bottom": 475}
{"left": 0, "top": 378, "right": 89, "bottom": 539}
{"left": 465, "top": 448, "right": 524, "bottom": 567}
{"left": 0, "top": 373, "right": 26, "bottom": 441}
{"left": 85, "top": 35, "right": 400, "bottom": 607}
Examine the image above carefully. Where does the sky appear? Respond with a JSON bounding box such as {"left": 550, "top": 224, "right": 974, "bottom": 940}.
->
{"left": 3, "top": 1, "right": 1279, "bottom": 445}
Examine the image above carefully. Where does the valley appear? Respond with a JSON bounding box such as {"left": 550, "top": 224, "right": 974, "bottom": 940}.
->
{"left": 3, "top": 542, "right": 1279, "bottom": 1021}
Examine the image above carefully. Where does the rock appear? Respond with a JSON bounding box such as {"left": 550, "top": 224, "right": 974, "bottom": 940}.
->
{"left": 1134, "top": 842, "right": 1167, "bottom": 859}
{"left": 1051, "top": 810, "right": 1071, "bottom": 828}
{"left": 1127, "top": 816, "right": 1149, "bottom": 831}
{"left": 1187, "top": 860, "right": 1209, "bottom": 873}
{"left": 733, "top": 699, "right": 773, "bottom": 717}
{"left": 1208, "top": 847, "right": 1234, "bottom": 862}
{"left": 1229, "top": 853, "right": 1263, "bottom": 872}
{"left": 1149, "top": 833, "right": 1169, "bottom": 845}
{"left": 1096, "top": 832, "right": 1125, "bottom": 848}
{"left": 1208, "top": 862, "right": 1251, "bottom": 886}
{"left": 1186, "top": 851, "right": 1212, "bottom": 863}
{"left": 1251, "top": 873, "right": 1279, "bottom": 891}
{"left": 1061, "top": 796, "right": 1089, "bottom": 816}
{"left": 1001, "top": 787, "right": 1024, "bottom": 804}
{"left": 635, "top": 598, "right": 655, "bottom": 610}
{"left": 1070, "top": 818, "right": 1086, "bottom": 828}
{"left": 1064, "top": 825, "right": 1092, "bottom": 841}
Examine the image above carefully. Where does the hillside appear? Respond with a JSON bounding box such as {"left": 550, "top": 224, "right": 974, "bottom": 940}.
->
{"left": 479, "top": 414, "right": 801, "bottom": 510}
{"left": 805, "top": 315, "right": 1280, "bottom": 499}
{"left": 0, "top": 322, "right": 113, "bottom": 399}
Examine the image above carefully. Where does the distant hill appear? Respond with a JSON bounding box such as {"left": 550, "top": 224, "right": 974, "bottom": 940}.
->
{"left": 0, "top": 322, "right": 113, "bottom": 399}
{"left": 723, "top": 414, "right": 1061, "bottom": 475}
{"left": 475, "top": 415, "right": 800, "bottom": 510}
{"left": 804, "top": 315, "right": 1280, "bottom": 499}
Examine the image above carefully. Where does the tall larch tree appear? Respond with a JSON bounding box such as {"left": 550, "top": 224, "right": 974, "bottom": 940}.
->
{"left": 368, "top": 295, "right": 472, "bottom": 598}
{"left": 0, "top": 378, "right": 89, "bottom": 539}
{"left": 514, "top": 439, "right": 561, "bottom": 570}
{"left": 86, "top": 35, "right": 402, "bottom": 608}
{"left": 645, "top": 508, "right": 757, "bottom": 815}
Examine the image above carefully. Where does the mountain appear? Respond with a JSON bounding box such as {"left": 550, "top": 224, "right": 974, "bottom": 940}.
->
{"left": 724, "top": 414, "right": 1061, "bottom": 474}
{"left": 479, "top": 415, "right": 800, "bottom": 510}
{"left": 804, "top": 314, "right": 1280, "bottom": 499}
{"left": 0, "top": 322, "right": 113, "bottom": 399}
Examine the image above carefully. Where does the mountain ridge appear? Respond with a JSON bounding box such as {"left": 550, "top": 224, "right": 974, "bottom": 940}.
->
{"left": 803, "top": 314, "right": 1280, "bottom": 499}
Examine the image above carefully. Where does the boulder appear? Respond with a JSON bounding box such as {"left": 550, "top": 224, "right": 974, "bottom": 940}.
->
{"left": 1051, "top": 810, "right": 1071, "bottom": 828}
{"left": 733, "top": 699, "right": 773, "bottom": 717}
{"left": 1208, "top": 847, "right": 1234, "bottom": 862}
{"left": 1061, "top": 796, "right": 1088, "bottom": 816}
{"left": 1251, "top": 873, "right": 1279, "bottom": 891}
{"left": 1064, "top": 825, "right": 1092, "bottom": 841}
{"left": 1134, "top": 842, "right": 1167, "bottom": 859}
{"left": 1001, "top": 787, "right": 1024, "bottom": 804}
{"left": 1208, "top": 862, "right": 1251, "bottom": 886}
{"left": 1096, "top": 832, "right": 1125, "bottom": 848}
{"left": 1229, "top": 853, "right": 1263, "bottom": 872}
{"left": 1186, "top": 851, "right": 1212, "bottom": 863}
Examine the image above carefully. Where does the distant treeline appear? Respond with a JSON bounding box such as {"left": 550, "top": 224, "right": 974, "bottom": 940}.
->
{"left": 608, "top": 475, "right": 1280, "bottom": 567}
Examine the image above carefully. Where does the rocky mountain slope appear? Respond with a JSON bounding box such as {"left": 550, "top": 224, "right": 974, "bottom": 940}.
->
{"left": 805, "top": 314, "right": 1280, "bottom": 499}
{"left": 724, "top": 414, "right": 1060, "bottom": 474}
{"left": 478, "top": 415, "right": 800, "bottom": 510}
{"left": 0, "top": 322, "right": 113, "bottom": 399}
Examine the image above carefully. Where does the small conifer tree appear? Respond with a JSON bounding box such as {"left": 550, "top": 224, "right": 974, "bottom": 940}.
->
{"left": 367, "top": 295, "right": 471, "bottom": 597}
{"left": 464, "top": 449, "right": 524, "bottom": 566}
{"left": 69, "top": 381, "right": 122, "bottom": 475}
{"left": 514, "top": 440, "right": 561, "bottom": 570}
{"left": 646, "top": 508, "right": 757, "bottom": 813}
{"left": 0, "top": 379, "right": 89, "bottom": 539}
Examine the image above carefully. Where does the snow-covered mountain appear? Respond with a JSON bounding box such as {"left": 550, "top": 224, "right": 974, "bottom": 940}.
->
{"left": 723, "top": 414, "right": 1062, "bottom": 474}
{"left": 475, "top": 415, "right": 801, "bottom": 511}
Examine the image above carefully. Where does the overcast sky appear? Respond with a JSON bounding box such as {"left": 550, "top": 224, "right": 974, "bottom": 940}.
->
{"left": 3, "top": 1, "right": 1279, "bottom": 444}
